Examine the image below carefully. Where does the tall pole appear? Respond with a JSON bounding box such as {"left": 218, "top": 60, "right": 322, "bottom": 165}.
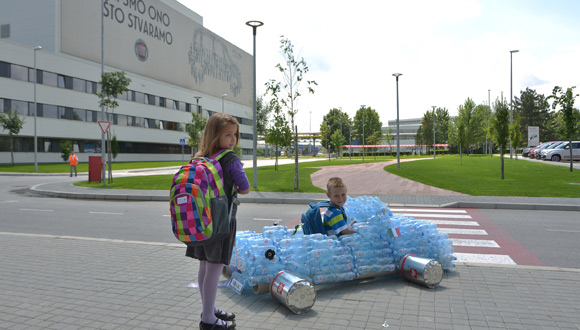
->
{"left": 246, "top": 20, "right": 263, "bottom": 190}
{"left": 510, "top": 50, "right": 519, "bottom": 159}
{"left": 101, "top": 0, "right": 106, "bottom": 186}
{"left": 361, "top": 105, "right": 365, "bottom": 163}
{"left": 349, "top": 125, "right": 352, "bottom": 160}
{"left": 393, "top": 73, "right": 402, "bottom": 168}
{"left": 432, "top": 105, "right": 436, "bottom": 159}
{"left": 33, "top": 46, "right": 41, "bottom": 172}
{"left": 339, "top": 107, "right": 342, "bottom": 158}
{"left": 488, "top": 89, "right": 490, "bottom": 155}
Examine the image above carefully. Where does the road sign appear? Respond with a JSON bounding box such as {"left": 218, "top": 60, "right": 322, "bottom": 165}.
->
{"left": 179, "top": 138, "right": 186, "bottom": 145}
{"left": 98, "top": 121, "right": 111, "bottom": 135}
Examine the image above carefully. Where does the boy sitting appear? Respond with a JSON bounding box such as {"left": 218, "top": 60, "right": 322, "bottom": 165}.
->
{"left": 323, "top": 177, "right": 356, "bottom": 237}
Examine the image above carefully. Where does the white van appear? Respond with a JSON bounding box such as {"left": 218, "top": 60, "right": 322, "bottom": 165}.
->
{"left": 543, "top": 141, "right": 580, "bottom": 162}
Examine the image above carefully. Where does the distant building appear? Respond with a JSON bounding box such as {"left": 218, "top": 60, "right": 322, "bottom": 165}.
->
{"left": 0, "top": 0, "right": 253, "bottom": 164}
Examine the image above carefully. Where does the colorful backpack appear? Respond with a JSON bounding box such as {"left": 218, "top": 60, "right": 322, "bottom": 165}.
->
{"left": 300, "top": 201, "right": 334, "bottom": 235}
{"left": 170, "top": 149, "right": 234, "bottom": 246}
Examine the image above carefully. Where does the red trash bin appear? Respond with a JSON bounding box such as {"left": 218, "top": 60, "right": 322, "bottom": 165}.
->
{"left": 88, "top": 156, "right": 102, "bottom": 183}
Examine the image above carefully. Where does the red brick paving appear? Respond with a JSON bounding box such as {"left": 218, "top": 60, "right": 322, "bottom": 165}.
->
{"left": 310, "top": 159, "right": 467, "bottom": 196}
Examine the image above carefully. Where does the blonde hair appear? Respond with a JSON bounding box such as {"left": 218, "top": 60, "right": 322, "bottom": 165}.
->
{"left": 197, "top": 113, "right": 240, "bottom": 157}
{"left": 327, "top": 177, "right": 346, "bottom": 194}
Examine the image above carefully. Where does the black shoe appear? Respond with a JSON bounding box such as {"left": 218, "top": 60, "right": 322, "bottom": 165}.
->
{"left": 199, "top": 319, "right": 235, "bottom": 330}
{"left": 215, "top": 309, "right": 235, "bottom": 321}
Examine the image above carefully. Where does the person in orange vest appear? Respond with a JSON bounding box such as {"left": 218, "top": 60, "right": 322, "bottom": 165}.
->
{"left": 69, "top": 150, "right": 78, "bottom": 177}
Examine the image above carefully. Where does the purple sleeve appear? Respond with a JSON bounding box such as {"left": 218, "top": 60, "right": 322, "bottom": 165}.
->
{"left": 226, "top": 159, "right": 250, "bottom": 191}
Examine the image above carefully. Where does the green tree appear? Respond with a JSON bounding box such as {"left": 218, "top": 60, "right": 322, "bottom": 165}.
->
{"left": 256, "top": 95, "right": 272, "bottom": 137}
{"left": 367, "top": 130, "right": 383, "bottom": 159}
{"left": 384, "top": 126, "right": 393, "bottom": 155}
{"left": 415, "top": 125, "right": 424, "bottom": 155}
{"left": 514, "top": 88, "right": 553, "bottom": 144}
{"left": 60, "top": 141, "right": 72, "bottom": 162}
{"left": 111, "top": 135, "right": 118, "bottom": 160}
{"left": 448, "top": 117, "right": 467, "bottom": 165}
{"left": 455, "top": 98, "right": 484, "bottom": 154}
{"left": 265, "top": 36, "right": 317, "bottom": 189}
{"left": 353, "top": 106, "right": 382, "bottom": 153}
{"left": 264, "top": 99, "right": 292, "bottom": 171}
{"left": 330, "top": 129, "right": 344, "bottom": 158}
{"left": 419, "top": 110, "right": 434, "bottom": 154}
{"left": 97, "top": 71, "right": 131, "bottom": 183}
{"left": 492, "top": 99, "right": 510, "bottom": 180}
{"left": 320, "top": 108, "right": 349, "bottom": 154}
{"left": 548, "top": 86, "right": 579, "bottom": 172}
{"left": 510, "top": 117, "right": 522, "bottom": 160}
{"left": 0, "top": 109, "right": 25, "bottom": 166}
{"left": 186, "top": 112, "right": 207, "bottom": 156}
{"left": 435, "top": 107, "right": 450, "bottom": 145}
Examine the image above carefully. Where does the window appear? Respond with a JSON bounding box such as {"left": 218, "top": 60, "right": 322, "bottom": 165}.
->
{"left": 0, "top": 61, "right": 9, "bottom": 77}
{"left": 173, "top": 100, "right": 179, "bottom": 110}
{"left": 86, "top": 81, "right": 97, "bottom": 94}
{"left": 134, "top": 92, "right": 144, "bottom": 103}
{"left": 89, "top": 110, "right": 98, "bottom": 122}
{"left": 1, "top": 24, "right": 9, "bottom": 38}
{"left": 57, "top": 75, "right": 72, "bottom": 89}
{"left": 10, "top": 64, "right": 28, "bottom": 81}
{"left": 117, "top": 114, "right": 128, "bottom": 126}
{"left": 159, "top": 97, "right": 165, "bottom": 107}
{"left": 43, "top": 71, "right": 58, "bottom": 87}
{"left": 186, "top": 103, "right": 191, "bottom": 112}
{"left": 73, "top": 78, "right": 85, "bottom": 92}
{"left": 0, "top": 98, "right": 4, "bottom": 112}
{"left": 42, "top": 104, "right": 58, "bottom": 118}
{"left": 73, "top": 108, "right": 86, "bottom": 121}
{"left": 11, "top": 100, "right": 28, "bottom": 116}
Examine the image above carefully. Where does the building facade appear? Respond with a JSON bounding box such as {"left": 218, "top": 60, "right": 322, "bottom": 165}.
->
{"left": 0, "top": 0, "right": 254, "bottom": 164}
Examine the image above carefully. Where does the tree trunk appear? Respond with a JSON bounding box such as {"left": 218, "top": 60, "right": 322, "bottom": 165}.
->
{"left": 569, "top": 136, "right": 574, "bottom": 172}
{"left": 107, "top": 130, "right": 113, "bottom": 183}
{"left": 294, "top": 125, "right": 299, "bottom": 190}
{"left": 275, "top": 146, "right": 279, "bottom": 171}
{"left": 9, "top": 136, "right": 14, "bottom": 166}
{"left": 460, "top": 143, "right": 463, "bottom": 166}
{"left": 500, "top": 145, "right": 505, "bottom": 180}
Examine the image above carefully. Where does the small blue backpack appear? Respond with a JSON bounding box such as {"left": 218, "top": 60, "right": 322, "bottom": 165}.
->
{"left": 300, "top": 201, "right": 334, "bottom": 235}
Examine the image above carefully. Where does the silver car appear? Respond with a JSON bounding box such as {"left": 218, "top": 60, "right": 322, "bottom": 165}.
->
{"left": 543, "top": 141, "right": 580, "bottom": 162}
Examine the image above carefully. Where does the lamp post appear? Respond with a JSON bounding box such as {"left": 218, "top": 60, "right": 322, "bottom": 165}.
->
{"left": 393, "top": 73, "right": 402, "bottom": 168}
{"left": 361, "top": 105, "right": 365, "bottom": 163}
{"left": 339, "top": 106, "right": 342, "bottom": 158}
{"left": 487, "top": 89, "right": 490, "bottom": 155}
{"left": 432, "top": 105, "right": 436, "bottom": 159}
{"left": 33, "top": 46, "right": 42, "bottom": 172}
{"left": 221, "top": 93, "right": 227, "bottom": 113}
{"left": 246, "top": 20, "right": 263, "bottom": 190}
{"left": 510, "top": 50, "right": 519, "bottom": 159}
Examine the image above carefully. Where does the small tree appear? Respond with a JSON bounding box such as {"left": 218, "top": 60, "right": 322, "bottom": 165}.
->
{"left": 330, "top": 129, "right": 344, "bottom": 158}
{"left": 60, "top": 141, "right": 72, "bottom": 162}
{"left": 186, "top": 112, "right": 207, "bottom": 156}
{"left": 0, "top": 109, "right": 25, "bottom": 166}
{"left": 492, "top": 99, "right": 510, "bottom": 180}
{"left": 510, "top": 118, "right": 522, "bottom": 160}
{"left": 97, "top": 71, "right": 131, "bottom": 183}
{"left": 264, "top": 99, "right": 292, "bottom": 171}
{"left": 548, "top": 86, "right": 578, "bottom": 172}
{"left": 111, "top": 135, "right": 119, "bottom": 160}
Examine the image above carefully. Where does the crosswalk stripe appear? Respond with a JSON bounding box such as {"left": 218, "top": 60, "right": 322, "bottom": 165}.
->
{"left": 390, "top": 208, "right": 467, "bottom": 214}
{"left": 438, "top": 228, "right": 488, "bottom": 235}
{"left": 421, "top": 220, "right": 480, "bottom": 226}
{"left": 451, "top": 239, "right": 500, "bottom": 248}
{"left": 454, "top": 253, "right": 516, "bottom": 265}
{"left": 400, "top": 213, "right": 472, "bottom": 219}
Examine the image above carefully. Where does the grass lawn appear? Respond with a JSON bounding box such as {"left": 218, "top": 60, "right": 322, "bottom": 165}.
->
{"left": 0, "top": 161, "right": 185, "bottom": 173}
{"left": 385, "top": 154, "right": 580, "bottom": 197}
{"left": 73, "top": 157, "right": 405, "bottom": 192}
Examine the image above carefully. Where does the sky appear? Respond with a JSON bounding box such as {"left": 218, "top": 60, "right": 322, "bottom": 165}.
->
{"left": 177, "top": 0, "right": 580, "bottom": 133}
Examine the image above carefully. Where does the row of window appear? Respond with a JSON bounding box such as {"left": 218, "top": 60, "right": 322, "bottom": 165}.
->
{"left": 0, "top": 136, "right": 255, "bottom": 156}
{"left": 1, "top": 98, "right": 183, "bottom": 131}
{"left": 0, "top": 60, "right": 203, "bottom": 113}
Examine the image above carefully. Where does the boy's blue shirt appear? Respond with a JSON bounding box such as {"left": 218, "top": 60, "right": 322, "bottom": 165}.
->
{"left": 322, "top": 202, "right": 348, "bottom": 237}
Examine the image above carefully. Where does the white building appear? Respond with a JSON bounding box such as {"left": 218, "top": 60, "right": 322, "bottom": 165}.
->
{"left": 0, "top": 0, "right": 254, "bottom": 164}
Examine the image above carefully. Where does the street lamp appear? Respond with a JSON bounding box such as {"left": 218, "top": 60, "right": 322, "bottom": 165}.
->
{"left": 33, "top": 46, "right": 42, "bottom": 172}
{"left": 221, "top": 93, "right": 227, "bottom": 113}
{"left": 510, "top": 49, "right": 519, "bottom": 159}
{"left": 393, "top": 73, "right": 402, "bottom": 168}
{"left": 432, "top": 105, "right": 436, "bottom": 159}
{"left": 246, "top": 20, "right": 263, "bottom": 190}
{"left": 361, "top": 105, "right": 365, "bottom": 163}
{"left": 339, "top": 107, "right": 342, "bottom": 158}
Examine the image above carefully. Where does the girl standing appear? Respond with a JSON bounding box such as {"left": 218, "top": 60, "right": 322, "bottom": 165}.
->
{"left": 187, "top": 113, "right": 250, "bottom": 330}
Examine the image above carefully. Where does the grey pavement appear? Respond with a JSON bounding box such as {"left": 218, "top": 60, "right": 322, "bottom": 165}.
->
{"left": 2, "top": 159, "right": 580, "bottom": 329}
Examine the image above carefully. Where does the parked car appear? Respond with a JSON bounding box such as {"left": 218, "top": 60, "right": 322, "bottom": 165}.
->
{"left": 536, "top": 141, "right": 566, "bottom": 159}
{"left": 529, "top": 141, "right": 558, "bottom": 158}
{"left": 543, "top": 141, "right": 580, "bottom": 162}
{"left": 522, "top": 147, "right": 532, "bottom": 157}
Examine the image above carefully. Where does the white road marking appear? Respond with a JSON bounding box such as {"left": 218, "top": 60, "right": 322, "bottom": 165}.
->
{"left": 0, "top": 200, "right": 18, "bottom": 203}
{"left": 399, "top": 213, "right": 472, "bottom": 219}
{"left": 454, "top": 253, "right": 516, "bottom": 265}
{"left": 0, "top": 231, "right": 182, "bottom": 247}
{"left": 390, "top": 208, "right": 467, "bottom": 213}
{"left": 438, "top": 228, "right": 488, "bottom": 235}
{"left": 451, "top": 239, "right": 500, "bottom": 248}
{"left": 547, "top": 229, "right": 580, "bottom": 233}
{"left": 254, "top": 218, "right": 283, "bottom": 222}
{"left": 89, "top": 212, "right": 124, "bottom": 215}
{"left": 20, "top": 208, "right": 53, "bottom": 212}
{"left": 420, "top": 220, "right": 480, "bottom": 226}
{"left": 162, "top": 215, "right": 170, "bottom": 217}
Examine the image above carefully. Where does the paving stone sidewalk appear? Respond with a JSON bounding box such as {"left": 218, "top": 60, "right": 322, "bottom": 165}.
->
{"left": 2, "top": 232, "right": 580, "bottom": 330}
